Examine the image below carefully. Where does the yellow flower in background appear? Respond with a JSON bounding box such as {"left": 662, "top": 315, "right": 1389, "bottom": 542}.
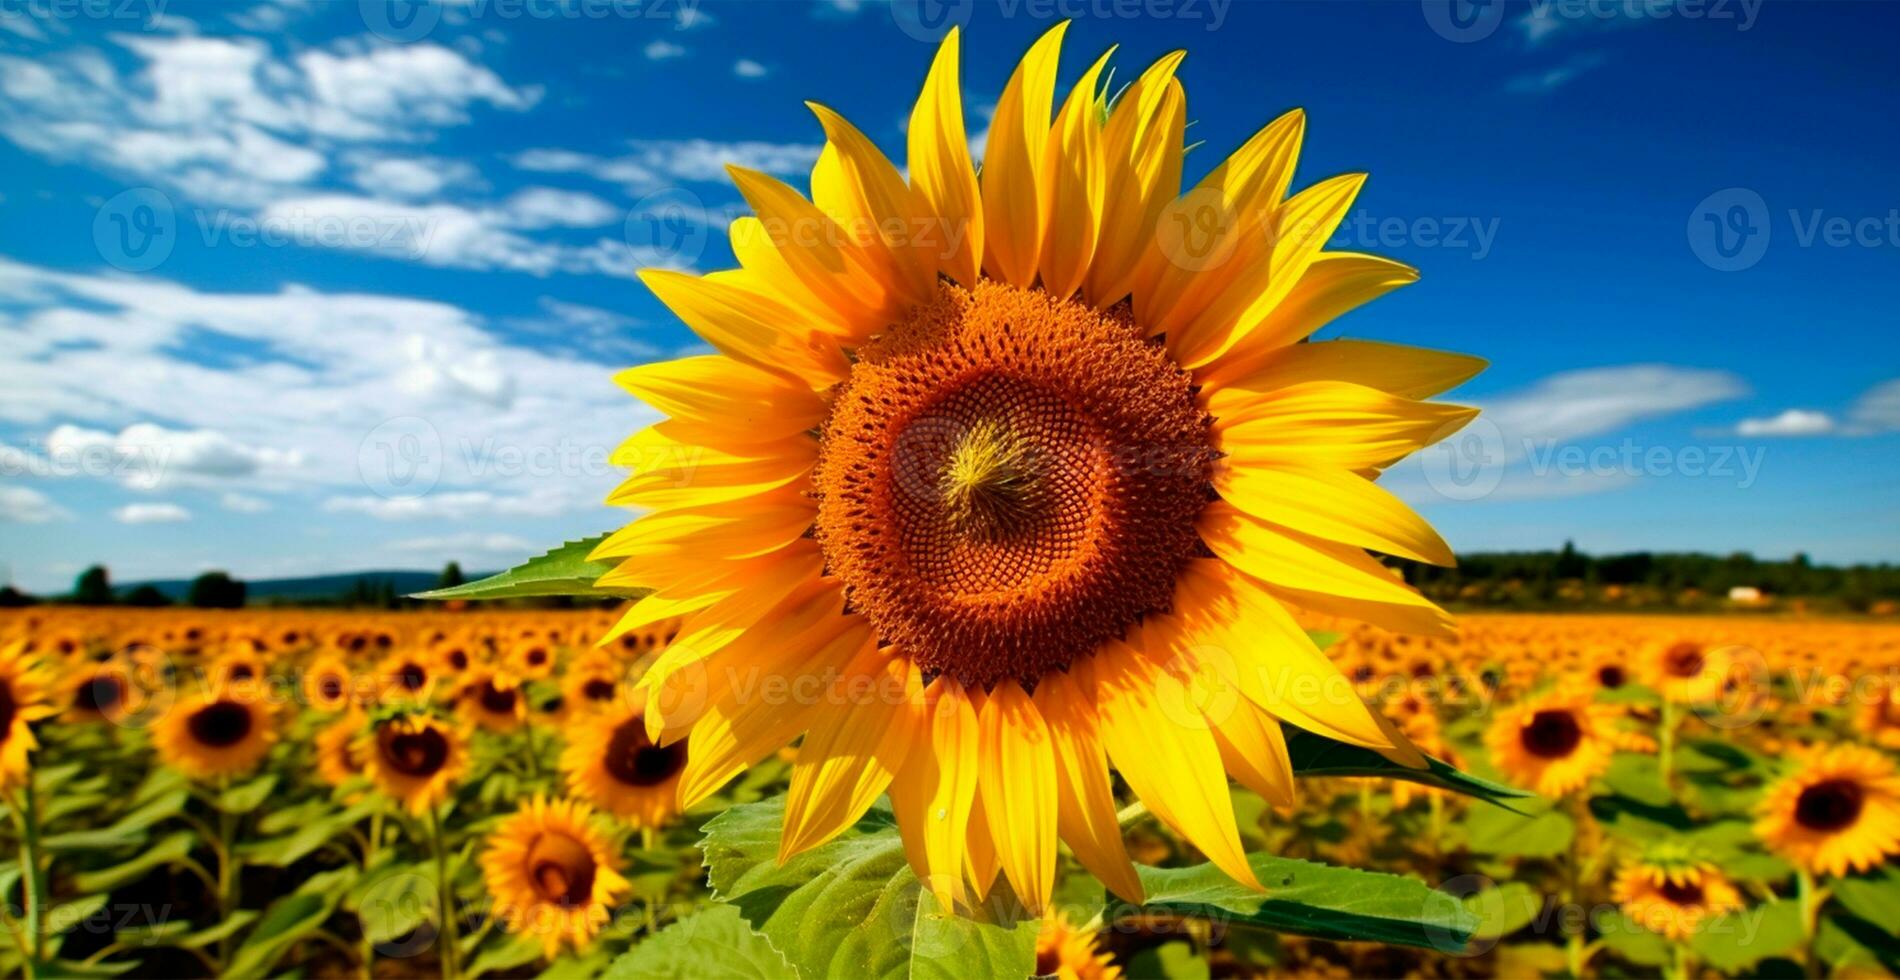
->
{"left": 0, "top": 642, "right": 56, "bottom": 790}
{"left": 1485, "top": 687, "right": 1615, "bottom": 797}
{"left": 601, "top": 23, "right": 1483, "bottom": 912}
{"left": 1642, "top": 639, "right": 1733, "bottom": 703}
{"left": 479, "top": 795, "right": 629, "bottom": 958}
{"left": 1035, "top": 910, "right": 1120, "bottom": 980}
{"left": 315, "top": 710, "right": 366, "bottom": 790}
{"left": 560, "top": 690, "right": 687, "bottom": 829}
{"left": 1612, "top": 854, "right": 1743, "bottom": 941}
{"left": 360, "top": 711, "right": 465, "bottom": 814}
{"left": 1755, "top": 744, "right": 1900, "bottom": 877}
{"left": 303, "top": 654, "right": 354, "bottom": 713}
{"left": 458, "top": 668, "right": 529, "bottom": 732}
{"left": 153, "top": 681, "right": 277, "bottom": 780}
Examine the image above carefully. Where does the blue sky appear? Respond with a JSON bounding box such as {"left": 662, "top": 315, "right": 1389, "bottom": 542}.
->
{"left": 1, "top": 0, "right": 1896, "bottom": 593}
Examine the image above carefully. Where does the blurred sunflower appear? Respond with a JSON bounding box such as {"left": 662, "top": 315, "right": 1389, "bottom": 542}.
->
{"left": 1755, "top": 744, "right": 1900, "bottom": 877}
{"left": 1642, "top": 639, "right": 1731, "bottom": 703}
{"left": 1611, "top": 848, "right": 1742, "bottom": 941}
{"left": 560, "top": 656, "right": 628, "bottom": 715}
{"left": 153, "top": 682, "right": 277, "bottom": 780}
{"left": 560, "top": 692, "right": 686, "bottom": 828}
{"left": 378, "top": 652, "right": 436, "bottom": 704}
{"left": 316, "top": 710, "right": 366, "bottom": 789}
{"left": 600, "top": 24, "right": 1480, "bottom": 912}
{"left": 459, "top": 669, "right": 528, "bottom": 732}
{"left": 0, "top": 642, "right": 55, "bottom": 790}
{"left": 63, "top": 660, "right": 130, "bottom": 723}
{"left": 479, "top": 795, "right": 630, "bottom": 957}
{"left": 1484, "top": 687, "right": 1614, "bottom": 797}
{"left": 209, "top": 648, "right": 267, "bottom": 688}
{"left": 1035, "top": 911, "right": 1120, "bottom": 980}
{"left": 303, "top": 655, "right": 354, "bottom": 713}
{"left": 360, "top": 711, "right": 465, "bottom": 813}
{"left": 1855, "top": 680, "right": 1900, "bottom": 749}
{"left": 507, "top": 639, "right": 557, "bottom": 682}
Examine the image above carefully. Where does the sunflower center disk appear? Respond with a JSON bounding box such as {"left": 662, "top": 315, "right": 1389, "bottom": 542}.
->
{"left": 815, "top": 281, "right": 1215, "bottom": 690}
{"left": 527, "top": 833, "right": 597, "bottom": 907}
{"left": 1794, "top": 778, "right": 1865, "bottom": 832}
{"left": 605, "top": 718, "right": 687, "bottom": 787}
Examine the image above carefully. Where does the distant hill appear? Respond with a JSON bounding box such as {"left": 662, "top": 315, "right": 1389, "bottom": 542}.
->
{"left": 114, "top": 570, "right": 494, "bottom": 603}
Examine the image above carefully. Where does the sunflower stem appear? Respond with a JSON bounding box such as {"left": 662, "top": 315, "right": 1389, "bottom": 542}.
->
{"left": 1658, "top": 699, "right": 1678, "bottom": 792}
{"left": 215, "top": 782, "right": 239, "bottom": 969}
{"left": 1796, "top": 866, "right": 1824, "bottom": 969}
{"left": 430, "top": 804, "right": 461, "bottom": 980}
{"left": 6, "top": 781, "right": 46, "bottom": 976}
{"left": 1563, "top": 793, "right": 1585, "bottom": 979}
{"left": 1115, "top": 801, "right": 1150, "bottom": 830}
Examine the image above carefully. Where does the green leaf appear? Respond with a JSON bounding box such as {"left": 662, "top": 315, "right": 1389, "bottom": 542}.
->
{"left": 700, "top": 797, "right": 1038, "bottom": 980}
{"left": 1132, "top": 854, "right": 1478, "bottom": 953}
{"left": 1834, "top": 864, "right": 1900, "bottom": 934}
{"left": 1126, "top": 941, "right": 1211, "bottom": 980}
{"left": 1282, "top": 729, "right": 1529, "bottom": 811}
{"left": 40, "top": 789, "right": 187, "bottom": 851}
{"left": 239, "top": 799, "right": 377, "bottom": 867}
{"left": 465, "top": 933, "right": 546, "bottom": 977}
{"left": 215, "top": 773, "right": 280, "bottom": 814}
{"left": 1462, "top": 798, "right": 1575, "bottom": 859}
{"left": 411, "top": 534, "right": 648, "bottom": 600}
{"left": 1690, "top": 900, "right": 1804, "bottom": 972}
{"left": 1594, "top": 911, "right": 1672, "bottom": 967}
{"left": 69, "top": 831, "right": 196, "bottom": 893}
{"left": 1601, "top": 753, "right": 1674, "bottom": 808}
{"left": 225, "top": 867, "right": 356, "bottom": 978}
{"left": 603, "top": 904, "right": 793, "bottom": 979}
{"left": 1464, "top": 881, "right": 1540, "bottom": 942}
{"left": 356, "top": 866, "right": 437, "bottom": 944}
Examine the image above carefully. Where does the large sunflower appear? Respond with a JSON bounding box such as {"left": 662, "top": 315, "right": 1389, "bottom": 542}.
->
{"left": 1755, "top": 744, "right": 1900, "bottom": 878}
{"left": 478, "top": 795, "right": 630, "bottom": 958}
{"left": 601, "top": 25, "right": 1480, "bottom": 911}
{"left": 0, "top": 642, "right": 55, "bottom": 791}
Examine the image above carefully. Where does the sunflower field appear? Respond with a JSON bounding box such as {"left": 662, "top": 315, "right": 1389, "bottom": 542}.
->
{"left": 0, "top": 602, "right": 1896, "bottom": 979}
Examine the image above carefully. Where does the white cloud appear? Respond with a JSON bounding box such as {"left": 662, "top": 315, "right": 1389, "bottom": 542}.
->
{"left": 253, "top": 194, "right": 658, "bottom": 276}
{"left": 733, "top": 59, "right": 769, "bottom": 79}
{"left": 387, "top": 531, "right": 535, "bottom": 555}
{"left": 499, "top": 187, "right": 619, "bottom": 229}
{"left": 220, "top": 492, "right": 272, "bottom": 513}
{"left": 322, "top": 489, "right": 576, "bottom": 521}
{"left": 1505, "top": 52, "right": 1606, "bottom": 94}
{"left": 815, "top": 0, "right": 867, "bottom": 16}
{"left": 510, "top": 139, "right": 821, "bottom": 190}
{"left": 1735, "top": 409, "right": 1836, "bottom": 437}
{"left": 113, "top": 502, "right": 192, "bottom": 524}
{"left": 1481, "top": 364, "right": 1748, "bottom": 455}
{"left": 0, "top": 486, "right": 69, "bottom": 524}
{"left": 0, "top": 258, "right": 647, "bottom": 515}
{"left": 644, "top": 40, "right": 686, "bottom": 60}
{"left": 1847, "top": 378, "right": 1900, "bottom": 435}
{"left": 348, "top": 154, "right": 479, "bottom": 198}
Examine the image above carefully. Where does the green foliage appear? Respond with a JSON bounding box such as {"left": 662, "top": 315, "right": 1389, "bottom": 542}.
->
{"left": 603, "top": 905, "right": 795, "bottom": 979}
{"left": 1282, "top": 729, "right": 1529, "bottom": 811}
{"left": 73, "top": 565, "right": 113, "bottom": 605}
{"left": 186, "top": 570, "right": 246, "bottom": 608}
{"left": 412, "top": 534, "right": 648, "bottom": 601}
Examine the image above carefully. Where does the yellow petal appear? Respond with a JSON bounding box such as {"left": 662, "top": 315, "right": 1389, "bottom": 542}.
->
{"left": 1086, "top": 60, "right": 1185, "bottom": 307}
{"left": 889, "top": 677, "right": 980, "bottom": 909}
{"left": 1214, "top": 380, "right": 1478, "bottom": 470}
{"left": 638, "top": 270, "right": 848, "bottom": 386}
{"left": 1091, "top": 642, "right": 1261, "bottom": 890}
{"left": 780, "top": 648, "right": 921, "bottom": 861}
{"left": 1213, "top": 465, "right": 1453, "bottom": 566}
{"left": 591, "top": 498, "right": 813, "bottom": 563}
{"left": 806, "top": 102, "right": 937, "bottom": 307}
{"left": 1170, "top": 173, "right": 1367, "bottom": 368}
{"left": 1196, "top": 255, "right": 1423, "bottom": 390}
{"left": 646, "top": 581, "right": 846, "bottom": 745}
{"left": 979, "top": 21, "right": 1066, "bottom": 287}
{"left": 726, "top": 174, "right": 892, "bottom": 337}
{"left": 614, "top": 357, "right": 827, "bottom": 438}
{"left": 607, "top": 445, "right": 812, "bottom": 511}
{"left": 1036, "top": 670, "right": 1144, "bottom": 904}
{"left": 1208, "top": 700, "right": 1296, "bottom": 808}
{"left": 906, "top": 27, "right": 983, "bottom": 287}
{"left": 977, "top": 682, "right": 1058, "bottom": 913}
{"left": 1259, "top": 579, "right": 1457, "bottom": 640}
{"left": 1205, "top": 338, "right": 1484, "bottom": 404}
{"left": 1037, "top": 47, "right": 1115, "bottom": 299}
{"left": 1200, "top": 502, "right": 1448, "bottom": 617}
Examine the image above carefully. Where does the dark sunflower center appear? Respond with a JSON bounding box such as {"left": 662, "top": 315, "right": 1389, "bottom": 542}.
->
{"left": 582, "top": 679, "right": 617, "bottom": 702}
{"left": 1598, "top": 665, "right": 1627, "bottom": 688}
{"left": 604, "top": 718, "right": 687, "bottom": 787}
{"left": 228, "top": 663, "right": 255, "bottom": 682}
{"left": 1794, "top": 779, "right": 1865, "bottom": 832}
{"left": 1521, "top": 709, "right": 1584, "bottom": 759}
{"left": 1658, "top": 879, "right": 1705, "bottom": 904}
{"left": 1664, "top": 643, "right": 1706, "bottom": 678}
{"left": 398, "top": 663, "right": 427, "bottom": 691}
{"left": 814, "top": 281, "right": 1213, "bottom": 689}
{"left": 188, "top": 701, "right": 253, "bottom": 748}
{"left": 479, "top": 681, "right": 518, "bottom": 714}
{"left": 320, "top": 675, "right": 345, "bottom": 701}
{"left": 447, "top": 650, "right": 469, "bottom": 671}
{"left": 378, "top": 724, "right": 449, "bottom": 777}
{"left": 78, "top": 674, "right": 125, "bottom": 713}
{"left": 526, "top": 648, "right": 548, "bottom": 667}
{"left": 0, "top": 680, "right": 16, "bottom": 734}
{"left": 528, "top": 834, "right": 597, "bottom": 907}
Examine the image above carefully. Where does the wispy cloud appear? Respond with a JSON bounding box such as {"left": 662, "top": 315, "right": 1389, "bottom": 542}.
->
{"left": 113, "top": 502, "right": 191, "bottom": 524}
{"left": 733, "top": 58, "right": 769, "bottom": 79}
{"left": 1733, "top": 409, "right": 1836, "bottom": 437}
{"left": 644, "top": 39, "right": 687, "bottom": 60}
{"left": 1505, "top": 51, "right": 1606, "bottom": 93}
